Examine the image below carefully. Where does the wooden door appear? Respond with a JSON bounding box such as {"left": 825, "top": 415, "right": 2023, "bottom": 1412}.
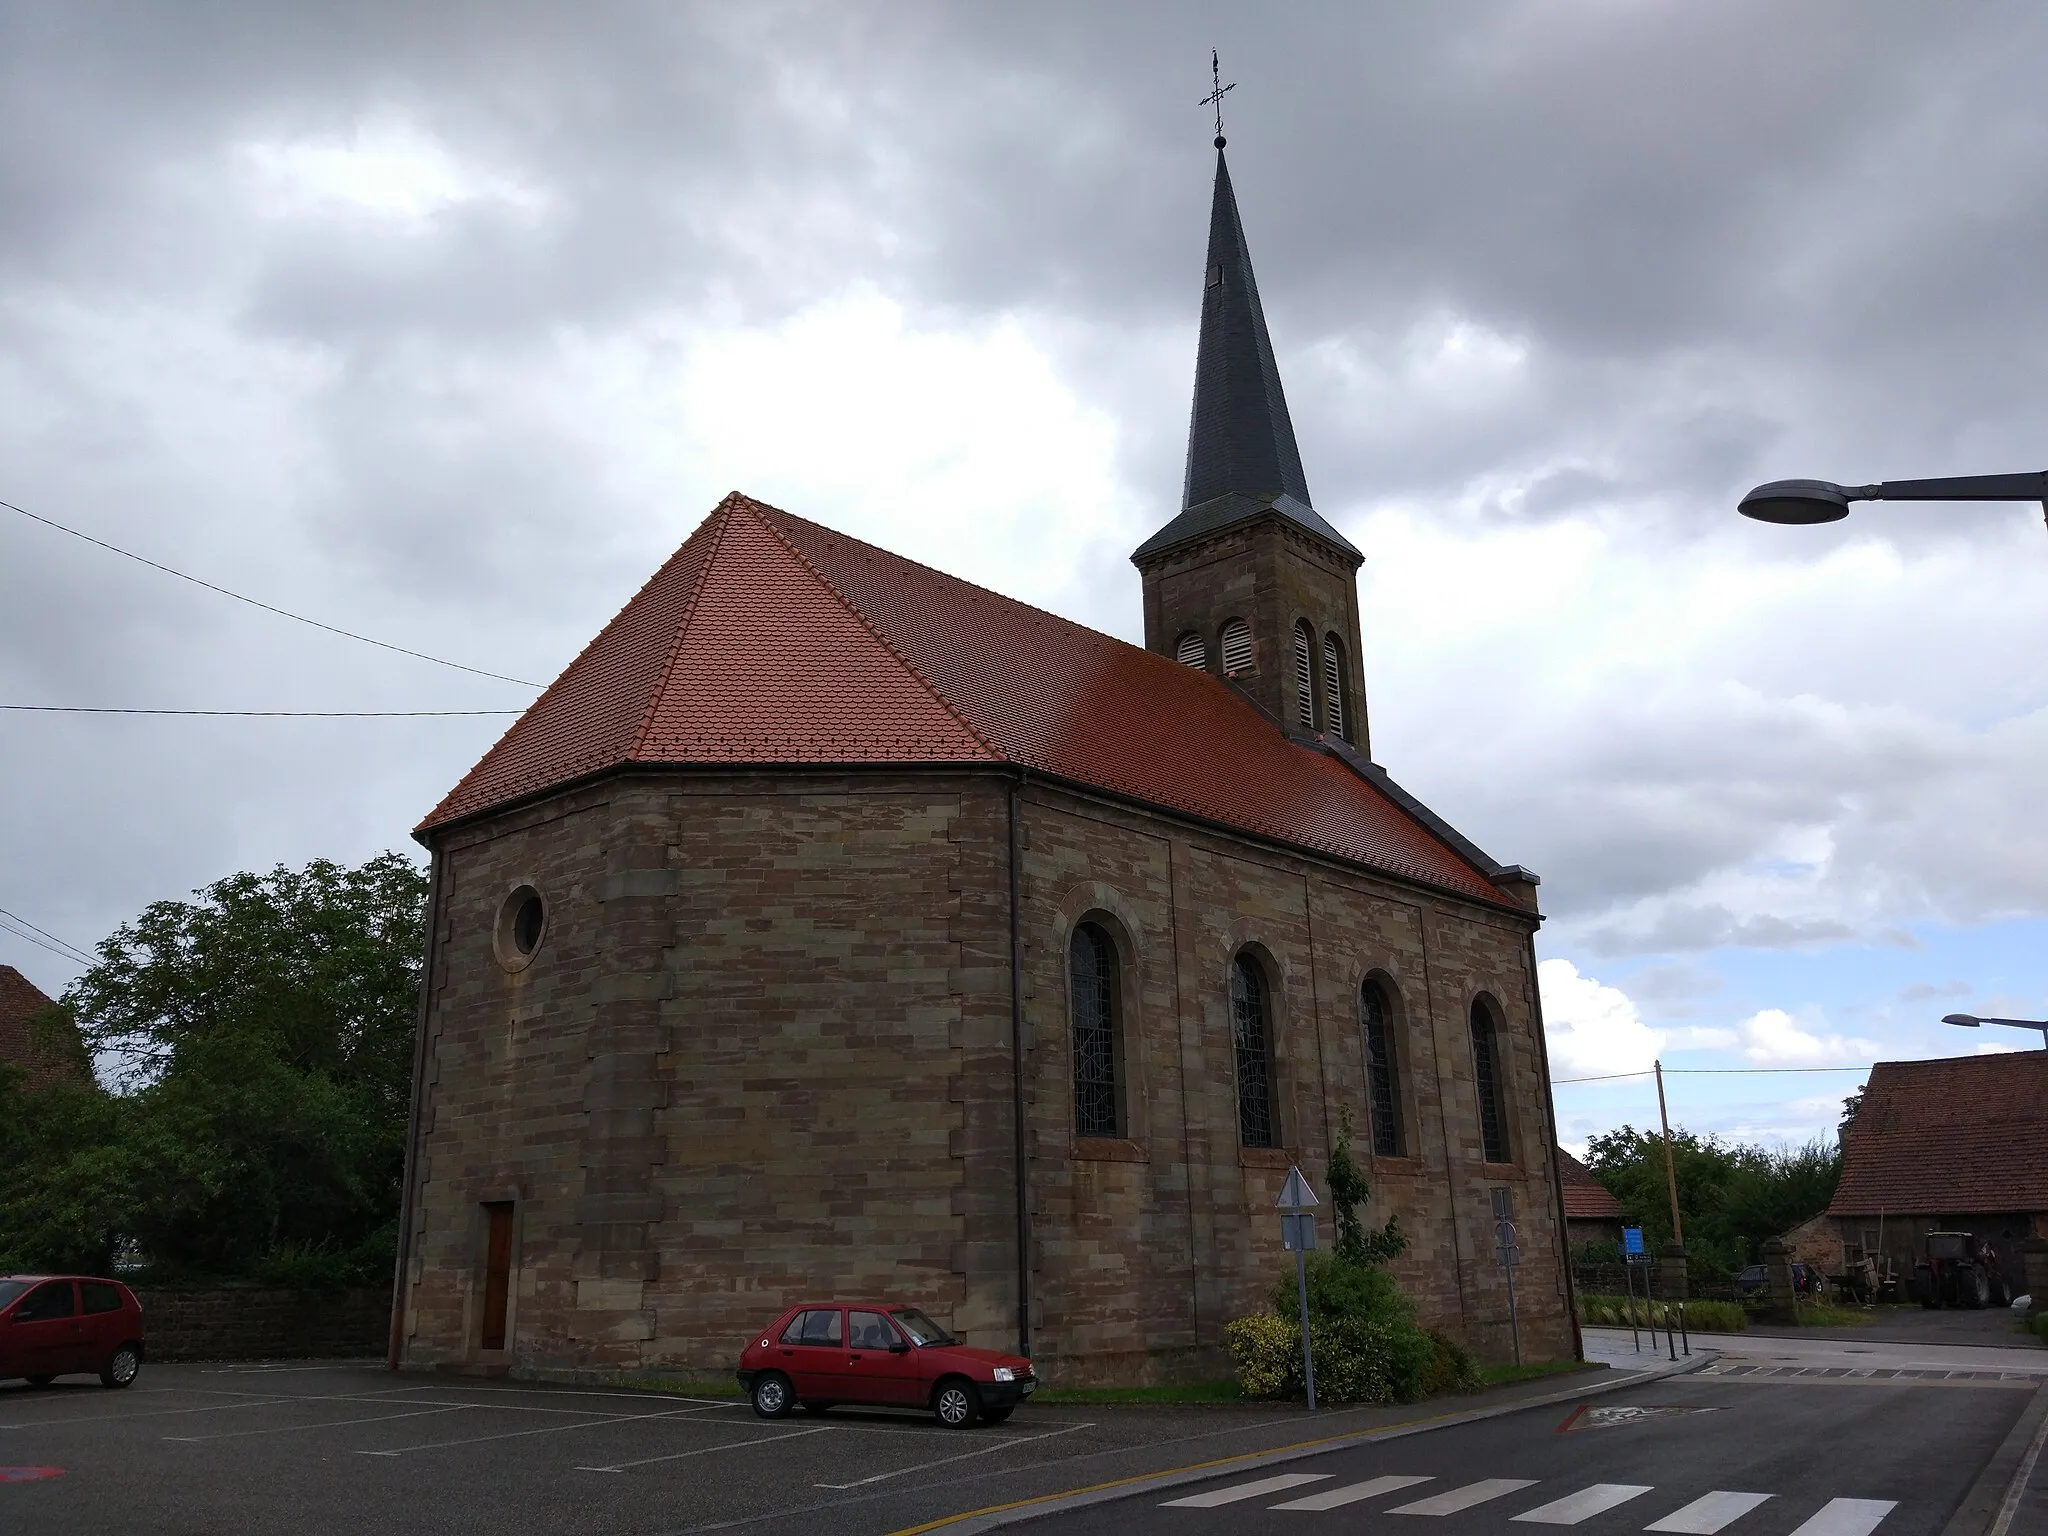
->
{"left": 480, "top": 1203, "right": 514, "bottom": 1351}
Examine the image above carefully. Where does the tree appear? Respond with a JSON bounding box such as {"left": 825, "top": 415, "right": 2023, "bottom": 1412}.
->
{"left": 0, "top": 854, "right": 428, "bottom": 1283}
{"left": 1324, "top": 1107, "right": 1404, "bottom": 1266}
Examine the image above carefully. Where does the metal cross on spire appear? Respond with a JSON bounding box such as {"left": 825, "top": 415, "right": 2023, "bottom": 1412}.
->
{"left": 1199, "top": 49, "right": 1235, "bottom": 148}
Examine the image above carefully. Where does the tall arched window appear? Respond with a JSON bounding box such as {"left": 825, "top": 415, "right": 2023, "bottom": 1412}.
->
{"left": 1175, "top": 631, "right": 1208, "bottom": 670}
{"left": 1323, "top": 634, "right": 1348, "bottom": 741}
{"left": 1470, "top": 1000, "right": 1510, "bottom": 1164}
{"left": 1292, "top": 621, "right": 1316, "bottom": 729}
{"left": 1360, "top": 979, "right": 1402, "bottom": 1157}
{"left": 1230, "top": 954, "right": 1278, "bottom": 1149}
{"left": 1220, "top": 619, "right": 1253, "bottom": 676}
{"left": 1070, "top": 923, "right": 1121, "bottom": 1138}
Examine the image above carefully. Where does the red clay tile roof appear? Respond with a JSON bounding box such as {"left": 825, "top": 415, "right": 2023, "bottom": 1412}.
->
{"left": 1556, "top": 1148, "right": 1625, "bottom": 1221}
{"left": 1828, "top": 1053, "right": 2048, "bottom": 1217}
{"left": 420, "top": 494, "right": 1507, "bottom": 905}
{"left": 0, "top": 965, "right": 86, "bottom": 1089}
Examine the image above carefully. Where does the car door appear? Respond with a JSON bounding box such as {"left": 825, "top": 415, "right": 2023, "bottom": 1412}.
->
{"left": 845, "top": 1310, "right": 919, "bottom": 1406}
{"left": 779, "top": 1308, "right": 849, "bottom": 1400}
{"left": 11, "top": 1282, "right": 87, "bottom": 1376}
{"left": 78, "top": 1282, "right": 127, "bottom": 1372}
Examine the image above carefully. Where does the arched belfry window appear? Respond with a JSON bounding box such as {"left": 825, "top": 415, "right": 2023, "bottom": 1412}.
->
{"left": 1323, "top": 634, "right": 1348, "bottom": 742}
{"left": 1175, "top": 631, "right": 1208, "bottom": 670}
{"left": 1220, "top": 619, "right": 1253, "bottom": 676}
{"left": 1292, "top": 621, "right": 1316, "bottom": 729}
{"left": 1069, "top": 923, "right": 1121, "bottom": 1138}
{"left": 1229, "top": 954, "right": 1278, "bottom": 1149}
{"left": 1360, "top": 979, "right": 1402, "bottom": 1157}
{"left": 1470, "top": 1000, "right": 1510, "bottom": 1164}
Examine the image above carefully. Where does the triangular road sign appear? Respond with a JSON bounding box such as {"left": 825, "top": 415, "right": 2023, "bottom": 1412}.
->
{"left": 1275, "top": 1165, "right": 1319, "bottom": 1210}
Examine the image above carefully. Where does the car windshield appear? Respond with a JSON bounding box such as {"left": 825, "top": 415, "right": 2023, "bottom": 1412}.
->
{"left": 890, "top": 1308, "right": 957, "bottom": 1346}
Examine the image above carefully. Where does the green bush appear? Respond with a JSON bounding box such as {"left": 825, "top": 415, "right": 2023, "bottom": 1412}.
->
{"left": 2031, "top": 1311, "right": 2047, "bottom": 1347}
{"left": 1575, "top": 1292, "right": 1745, "bottom": 1333}
{"left": 1224, "top": 1308, "right": 1474, "bottom": 1404}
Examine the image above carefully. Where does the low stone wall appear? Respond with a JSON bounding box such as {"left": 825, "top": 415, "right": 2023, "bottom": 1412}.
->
{"left": 133, "top": 1287, "right": 392, "bottom": 1362}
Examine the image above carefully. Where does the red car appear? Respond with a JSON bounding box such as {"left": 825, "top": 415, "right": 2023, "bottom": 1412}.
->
{"left": 0, "top": 1276, "right": 145, "bottom": 1390}
{"left": 738, "top": 1302, "right": 1035, "bottom": 1428}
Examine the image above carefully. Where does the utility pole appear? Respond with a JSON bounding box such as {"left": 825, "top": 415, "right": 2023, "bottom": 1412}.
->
{"left": 1654, "top": 1060, "right": 1683, "bottom": 1244}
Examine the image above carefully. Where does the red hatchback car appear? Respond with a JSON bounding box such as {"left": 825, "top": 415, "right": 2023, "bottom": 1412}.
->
{"left": 738, "top": 1302, "right": 1035, "bottom": 1428}
{"left": 0, "top": 1276, "right": 145, "bottom": 1390}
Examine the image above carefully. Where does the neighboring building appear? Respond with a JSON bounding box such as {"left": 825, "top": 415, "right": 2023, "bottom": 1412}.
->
{"left": 1777, "top": 1211, "right": 1844, "bottom": 1276}
{"left": 0, "top": 964, "right": 87, "bottom": 1090}
{"left": 1556, "top": 1148, "right": 1625, "bottom": 1252}
{"left": 394, "top": 141, "right": 1572, "bottom": 1383}
{"left": 1827, "top": 1053, "right": 2048, "bottom": 1287}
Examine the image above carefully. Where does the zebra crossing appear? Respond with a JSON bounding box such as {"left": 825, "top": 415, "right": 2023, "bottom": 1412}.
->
{"left": 1160, "top": 1472, "right": 1897, "bottom": 1533}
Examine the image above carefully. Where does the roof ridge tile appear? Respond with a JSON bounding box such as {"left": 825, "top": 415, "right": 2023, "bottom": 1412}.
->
{"left": 627, "top": 494, "right": 739, "bottom": 761}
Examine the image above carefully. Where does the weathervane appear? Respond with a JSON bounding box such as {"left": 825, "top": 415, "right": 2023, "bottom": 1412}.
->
{"left": 1200, "top": 49, "right": 1235, "bottom": 148}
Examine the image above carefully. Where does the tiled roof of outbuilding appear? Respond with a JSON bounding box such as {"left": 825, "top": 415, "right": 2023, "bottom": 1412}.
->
{"left": 419, "top": 494, "right": 1509, "bottom": 907}
{"left": 1556, "top": 1148, "right": 1626, "bottom": 1221}
{"left": 1828, "top": 1053, "right": 2048, "bottom": 1216}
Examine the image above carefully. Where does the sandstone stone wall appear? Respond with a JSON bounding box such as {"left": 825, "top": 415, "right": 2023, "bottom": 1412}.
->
{"left": 136, "top": 1287, "right": 390, "bottom": 1362}
{"left": 400, "top": 766, "right": 1570, "bottom": 1383}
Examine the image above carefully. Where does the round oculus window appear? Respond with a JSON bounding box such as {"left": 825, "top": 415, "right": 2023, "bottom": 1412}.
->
{"left": 494, "top": 885, "right": 548, "bottom": 972}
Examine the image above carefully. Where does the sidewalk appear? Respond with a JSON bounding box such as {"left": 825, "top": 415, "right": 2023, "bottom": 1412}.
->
{"left": 1579, "top": 1326, "right": 2048, "bottom": 1377}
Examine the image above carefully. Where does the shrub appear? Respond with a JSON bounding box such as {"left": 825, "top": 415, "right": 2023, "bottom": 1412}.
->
{"left": 2032, "top": 1311, "right": 2047, "bottom": 1347}
{"left": 1574, "top": 1292, "right": 1745, "bottom": 1333}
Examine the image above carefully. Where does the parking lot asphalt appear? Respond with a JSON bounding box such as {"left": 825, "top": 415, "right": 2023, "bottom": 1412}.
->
{"left": 0, "top": 1358, "right": 1667, "bottom": 1536}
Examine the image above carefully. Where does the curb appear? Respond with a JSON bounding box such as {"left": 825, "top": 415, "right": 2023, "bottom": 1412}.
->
{"left": 1941, "top": 1379, "right": 2048, "bottom": 1536}
{"left": 886, "top": 1350, "right": 1716, "bottom": 1536}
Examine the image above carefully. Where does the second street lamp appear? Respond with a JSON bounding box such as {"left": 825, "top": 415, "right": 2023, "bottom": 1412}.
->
{"left": 1942, "top": 1012, "right": 2048, "bottom": 1049}
{"left": 1738, "top": 471, "right": 2048, "bottom": 526}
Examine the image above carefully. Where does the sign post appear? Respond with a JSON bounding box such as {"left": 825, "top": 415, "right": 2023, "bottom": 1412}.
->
{"left": 1276, "top": 1165, "right": 1319, "bottom": 1411}
{"left": 1622, "top": 1226, "right": 1647, "bottom": 1352}
{"left": 1491, "top": 1188, "right": 1523, "bottom": 1367}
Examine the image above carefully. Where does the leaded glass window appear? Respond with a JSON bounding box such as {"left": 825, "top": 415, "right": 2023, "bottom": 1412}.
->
{"left": 1230, "top": 955, "right": 1277, "bottom": 1149}
{"left": 1070, "top": 923, "right": 1120, "bottom": 1138}
{"left": 1470, "top": 1001, "right": 1509, "bottom": 1164}
{"left": 1361, "top": 981, "right": 1401, "bottom": 1157}
{"left": 1323, "top": 634, "right": 1346, "bottom": 741}
{"left": 1292, "top": 621, "right": 1315, "bottom": 729}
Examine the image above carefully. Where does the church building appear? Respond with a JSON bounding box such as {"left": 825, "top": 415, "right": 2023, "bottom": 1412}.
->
{"left": 394, "top": 141, "right": 1575, "bottom": 1382}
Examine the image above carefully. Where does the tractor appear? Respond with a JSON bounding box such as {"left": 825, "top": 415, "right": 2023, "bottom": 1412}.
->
{"left": 1912, "top": 1231, "right": 2009, "bottom": 1309}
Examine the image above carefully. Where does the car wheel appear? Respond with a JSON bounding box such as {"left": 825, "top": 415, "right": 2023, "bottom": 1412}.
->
{"left": 100, "top": 1345, "right": 142, "bottom": 1390}
{"left": 750, "top": 1372, "right": 795, "bottom": 1419}
{"left": 26, "top": 1375, "right": 55, "bottom": 1388}
{"left": 801, "top": 1401, "right": 832, "bottom": 1416}
{"left": 934, "top": 1379, "right": 981, "bottom": 1429}
{"left": 982, "top": 1405, "right": 1014, "bottom": 1425}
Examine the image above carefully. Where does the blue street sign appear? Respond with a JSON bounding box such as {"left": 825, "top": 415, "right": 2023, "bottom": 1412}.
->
{"left": 1623, "top": 1226, "right": 1646, "bottom": 1258}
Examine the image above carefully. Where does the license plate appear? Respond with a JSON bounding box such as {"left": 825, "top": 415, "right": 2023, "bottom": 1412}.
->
{"left": 1020, "top": 1381, "right": 1036, "bottom": 1395}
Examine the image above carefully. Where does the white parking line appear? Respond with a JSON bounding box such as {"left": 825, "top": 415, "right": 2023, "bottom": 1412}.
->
{"left": 1512, "top": 1483, "right": 1654, "bottom": 1524}
{"left": 1787, "top": 1500, "right": 1898, "bottom": 1536}
{"left": 164, "top": 1405, "right": 476, "bottom": 1443}
{"left": 1272, "top": 1474, "right": 1434, "bottom": 1511}
{"left": 1163, "top": 1474, "right": 1333, "bottom": 1508}
{"left": 354, "top": 1406, "right": 702, "bottom": 1456}
{"left": 0, "top": 1396, "right": 301, "bottom": 1430}
{"left": 813, "top": 1423, "right": 1099, "bottom": 1489}
{"left": 1647, "top": 1491, "right": 1775, "bottom": 1534}
{"left": 578, "top": 1425, "right": 834, "bottom": 1472}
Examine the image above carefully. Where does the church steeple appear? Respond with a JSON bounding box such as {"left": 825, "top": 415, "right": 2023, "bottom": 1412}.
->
{"left": 1132, "top": 131, "right": 1370, "bottom": 754}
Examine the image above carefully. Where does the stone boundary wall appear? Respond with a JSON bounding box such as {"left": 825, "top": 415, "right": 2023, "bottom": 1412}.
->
{"left": 134, "top": 1287, "right": 391, "bottom": 1362}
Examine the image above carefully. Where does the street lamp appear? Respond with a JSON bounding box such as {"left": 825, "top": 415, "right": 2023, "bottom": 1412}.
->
{"left": 1942, "top": 1012, "right": 2048, "bottom": 1049}
{"left": 1737, "top": 471, "right": 2048, "bottom": 525}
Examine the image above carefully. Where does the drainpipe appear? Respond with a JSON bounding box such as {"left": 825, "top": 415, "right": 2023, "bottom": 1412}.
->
{"left": 388, "top": 848, "right": 445, "bottom": 1370}
{"left": 1007, "top": 771, "right": 1033, "bottom": 1358}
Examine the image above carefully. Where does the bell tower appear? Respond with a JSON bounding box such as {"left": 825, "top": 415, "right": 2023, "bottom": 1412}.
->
{"left": 1132, "top": 138, "right": 1369, "bottom": 754}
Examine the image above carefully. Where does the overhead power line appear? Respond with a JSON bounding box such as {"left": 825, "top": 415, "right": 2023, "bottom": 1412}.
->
{"left": 2, "top": 497, "right": 542, "bottom": 689}
{"left": 1554, "top": 1065, "right": 1874, "bottom": 1084}
{"left": 0, "top": 908, "right": 95, "bottom": 969}
{"left": 3, "top": 705, "right": 522, "bottom": 717}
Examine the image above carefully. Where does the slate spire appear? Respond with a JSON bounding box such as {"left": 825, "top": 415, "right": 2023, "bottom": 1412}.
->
{"left": 1134, "top": 146, "right": 1358, "bottom": 563}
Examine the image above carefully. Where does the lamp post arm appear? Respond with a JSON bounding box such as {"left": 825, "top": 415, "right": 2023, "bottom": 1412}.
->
{"left": 1872, "top": 472, "right": 2048, "bottom": 502}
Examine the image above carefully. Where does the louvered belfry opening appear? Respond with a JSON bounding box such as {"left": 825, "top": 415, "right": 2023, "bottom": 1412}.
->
{"left": 1361, "top": 981, "right": 1402, "bottom": 1157}
{"left": 1069, "top": 922, "right": 1121, "bottom": 1138}
{"left": 1470, "top": 1000, "right": 1510, "bottom": 1164}
{"left": 1292, "top": 621, "right": 1315, "bottom": 729}
{"left": 1230, "top": 954, "right": 1278, "bottom": 1148}
{"left": 1220, "top": 619, "right": 1253, "bottom": 675}
{"left": 1323, "top": 634, "right": 1346, "bottom": 741}
{"left": 1175, "top": 631, "right": 1208, "bottom": 669}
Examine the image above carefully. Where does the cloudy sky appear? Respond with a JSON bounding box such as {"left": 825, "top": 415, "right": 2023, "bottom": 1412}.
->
{"left": 6, "top": 1, "right": 2047, "bottom": 1150}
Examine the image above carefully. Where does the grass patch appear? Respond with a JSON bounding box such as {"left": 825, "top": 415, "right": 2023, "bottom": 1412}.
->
{"left": 1576, "top": 1294, "right": 1746, "bottom": 1333}
{"left": 1478, "top": 1359, "right": 1603, "bottom": 1387}
{"left": 1788, "top": 1304, "right": 1873, "bottom": 1328}
{"left": 1032, "top": 1379, "right": 1245, "bottom": 1405}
